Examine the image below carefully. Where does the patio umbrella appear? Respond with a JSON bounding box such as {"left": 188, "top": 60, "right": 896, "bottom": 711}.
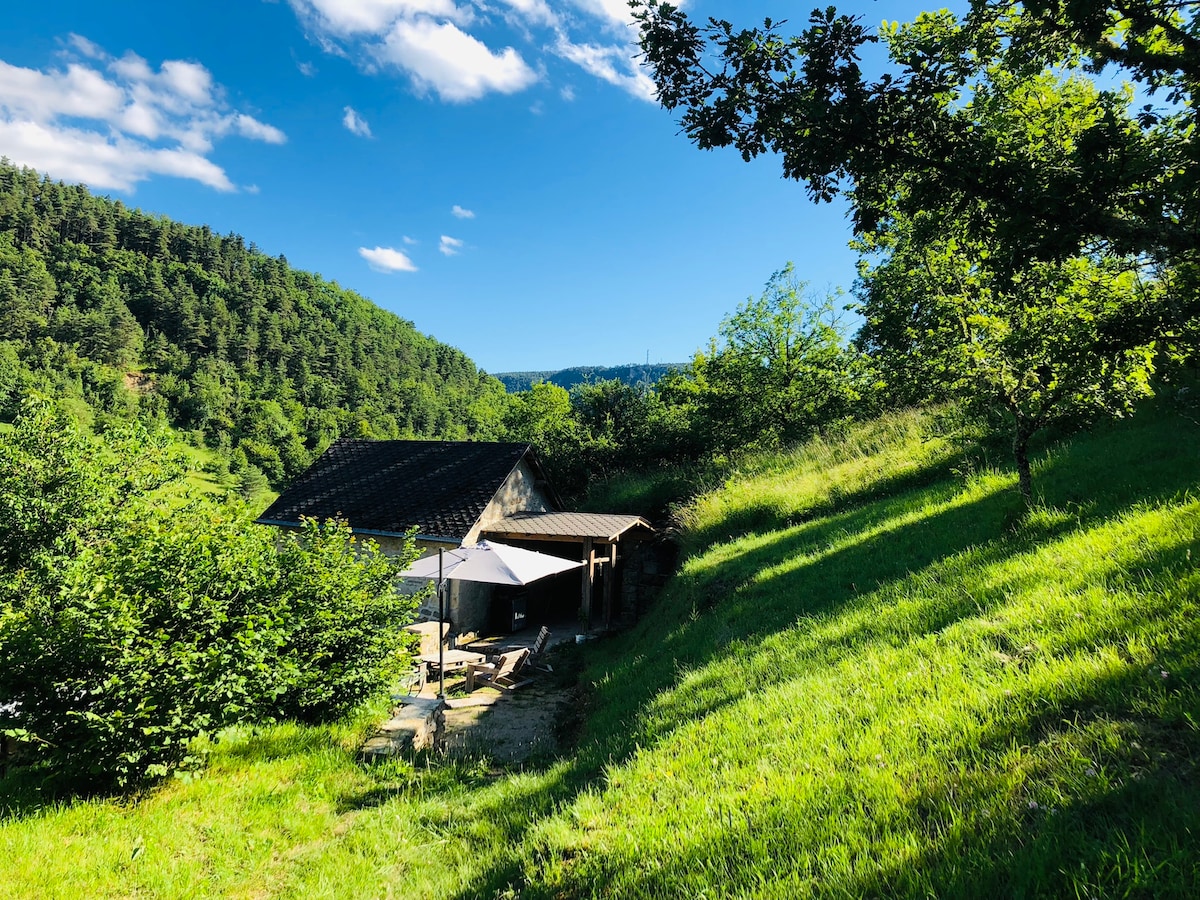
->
{"left": 399, "top": 541, "right": 583, "bottom": 695}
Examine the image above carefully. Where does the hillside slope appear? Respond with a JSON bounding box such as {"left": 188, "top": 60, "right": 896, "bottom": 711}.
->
{"left": 2, "top": 403, "right": 1196, "bottom": 898}
{"left": 514, "top": 402, "right": 1200, "bottom": 897}
{"left": 0, "top": 161, "right": 506, "bottom": 485}
{"left": 494, "top": 363, "right": 682, "bottom": 393}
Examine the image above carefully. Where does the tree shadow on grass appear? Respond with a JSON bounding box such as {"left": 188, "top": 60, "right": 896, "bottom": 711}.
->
{"left": 682, "top": 444, "right": 977, "bottom": 553}
{"left": 413, "top": 482, "right": 1026, "bottom": 897}
{"left": 443, "top": 413, "right": 1199, "bottom": 897}
{"left": 507, "top": 607, "right": 1200, "bottom": 899}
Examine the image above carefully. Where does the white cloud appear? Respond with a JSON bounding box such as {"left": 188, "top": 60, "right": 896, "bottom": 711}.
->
{"left": 286, "top": 0, "right": 663, "bottom": 103}
{"left": 569, "top": 0, "right": 638, "bottom": 28}
{"left": 289, "top": 0, "right": 468, "bottom": 36}
{"left": 0, "top": 41, "right": 285, "bottom": 192}
{"left": 451, "top": 204, "right": 475, "bottom": 219}
{"left": 403, "top": 235, "right": 418, "bottom": 244}
{"left": 360, "top": 245, "right": 419, "bottom": 272}
{"left": 554, "top": 36, "right": 656, "bottom": 101}
{"left": 380, "top": 18, "right": 537, "bottom": 102}
{"left": 560, "top": 84, "right": 576, "bottom": 102}
{"left": 234, "top": 114, "right": 287, "bottom": 144}
{"left": 439, "top": 234, "right": 464, "bottom": 256}
{"left": 0, "top": 119, "right": 235, "bottom": 191}
{"left": 492, "top": 0, "right": 558, "bottom": 28}
{"left": 343, "top": 105, "right": 373, "bottom": 137}
{"left": 66, "top": 34, "right": 106, "bottom": 60}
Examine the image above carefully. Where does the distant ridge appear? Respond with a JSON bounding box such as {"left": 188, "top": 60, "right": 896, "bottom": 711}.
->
{"left": 494, "top": 363, "right": 684, "bottom": 393}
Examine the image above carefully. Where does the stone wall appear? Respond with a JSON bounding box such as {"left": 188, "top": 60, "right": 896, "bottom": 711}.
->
{"left": 467, "top": 458, "right": 556, "bottom": 543}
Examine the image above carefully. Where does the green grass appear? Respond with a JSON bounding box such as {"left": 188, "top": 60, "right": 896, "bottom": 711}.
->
{"left": 3, "top": 403, "right": 1198, "bottom": 898}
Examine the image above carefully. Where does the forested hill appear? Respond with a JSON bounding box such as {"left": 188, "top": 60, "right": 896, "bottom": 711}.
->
{"left": 0, "top": 160, "right": 508, "bottom": 486}
{"left": 495, "top": 363, "right": 681, "bottom": 393}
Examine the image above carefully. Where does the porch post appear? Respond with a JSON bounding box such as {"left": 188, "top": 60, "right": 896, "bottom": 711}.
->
{"left": 603, "top": 542, "right": 617, "bottom": 629}
{"left": 581, "top": 537, "right": 594, "bottom": 630}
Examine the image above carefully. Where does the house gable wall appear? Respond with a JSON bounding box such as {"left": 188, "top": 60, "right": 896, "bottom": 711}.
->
{"left": 467, "top": 458, "right": 556, "bottom": 544}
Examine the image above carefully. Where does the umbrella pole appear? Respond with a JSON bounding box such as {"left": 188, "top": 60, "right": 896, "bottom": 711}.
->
{"left": 438, "top": 548, "right": 445, "bottom": 699}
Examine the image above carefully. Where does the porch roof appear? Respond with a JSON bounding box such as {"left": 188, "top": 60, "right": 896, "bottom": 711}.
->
{"left": 484, "top": 511, "right": 652, "bottom": 544}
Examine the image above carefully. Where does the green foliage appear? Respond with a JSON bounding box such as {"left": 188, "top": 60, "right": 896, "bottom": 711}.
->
{"left": 854, "top": 72, "right": 1166, "bottom": 503}
{"left": 692, "top": 264, "right": 867, "bottom": 453}
{"left": 272, "top": 519, "right": 416, "bottom": 722}
{"left": 633, "top": 1, "right": 1199, "bottom": 503}
{"left": 632, "top": 1, "right": 1199, "bottom": 268}
{"left": 0, "top": 401, "right": 420, "bottom": 789}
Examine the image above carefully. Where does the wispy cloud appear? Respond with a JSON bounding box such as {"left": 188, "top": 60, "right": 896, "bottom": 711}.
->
{"left": 285, "top": 0, "right": 660, "bottom": 102}
{"left": 553, "top": 35, "right": 656, "bottom": 102}
{"left": 451, "top": 204, "right": 474, "bottom": 219}
{"left": 439, "top": 234, "right": 464, "bottom": 256}
{"left": 289, "top": 0, "right": 470, "bottom": 37}
{"left": 0, "top": 37, "right": 284, "bottom": 192}
{"left": 570, "top": 0, "right": 639, "bottom": 28}
{"left": 360, "top": 245, "right": 419, "bottom": 272}
{"left": 342, "top": 105, "right": 373, "bottom": 137}
{"left": 494, "top": 0, "right": 558, "bottom": 28}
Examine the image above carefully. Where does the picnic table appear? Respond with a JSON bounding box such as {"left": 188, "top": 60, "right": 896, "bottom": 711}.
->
{"left": 419, "top": 649, "right": 486, "bottom": 678}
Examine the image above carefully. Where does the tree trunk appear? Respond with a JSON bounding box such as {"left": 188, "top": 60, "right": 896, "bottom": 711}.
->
{"left": 1013, "top": 423, "right": 1034, "bottom": 507}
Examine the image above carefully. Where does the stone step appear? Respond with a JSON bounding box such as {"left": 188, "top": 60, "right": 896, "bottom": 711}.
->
{"left": 361, "top": 697, "right": 445, "bottom": 757}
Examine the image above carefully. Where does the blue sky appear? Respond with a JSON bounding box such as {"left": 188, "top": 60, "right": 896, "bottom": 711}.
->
{"left": 0, "top": 1, "right": 956, "bottom": 374}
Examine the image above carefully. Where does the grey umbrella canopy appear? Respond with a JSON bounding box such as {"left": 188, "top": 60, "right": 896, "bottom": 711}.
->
{"left": 399, "top": 540, "right": 583, "bottom": 585}
{"left": 400, "top": 541, "right": 583, "bottom": 696}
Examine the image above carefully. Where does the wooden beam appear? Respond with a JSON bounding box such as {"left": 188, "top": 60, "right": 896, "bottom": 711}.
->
{"left": 581, "top": 536, "right": 594, "bottom": 629}
{"left": 482, "top": 531, "right": 617, "bottom": 545}
{"left": 603, "top": 542, "right": 616, "bottom": 629}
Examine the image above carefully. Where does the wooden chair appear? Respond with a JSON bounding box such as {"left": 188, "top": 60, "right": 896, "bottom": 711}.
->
{"left": 526, "top": 626, "right": 553, "bottom": 671}
{"left": 465, "top": 648, "right": 532, "bottom": 691}
{"left": 395, "top": 660, "right": 427, "bottom": 698}
{"left": 497, "top": 625, "right": 551, "bottom": 665}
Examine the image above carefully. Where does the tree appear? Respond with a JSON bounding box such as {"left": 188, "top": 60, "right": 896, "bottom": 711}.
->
{"left": 692, "top": 264, "right": 864, "bottom": 453}
{"left": 635, "top": 1, "right": 1198, "bottom": 499}
{"left": 858, "top": 219, "right": 1159, "bottom": 504}
{"left": 632, "top": 1, "right": 1198, "bottom": 271}
{"left": 502, "top": 381, "right": 590, "bottom": 491}
{"left": 855, "top": 70, "right": 1175, "bottom": 503}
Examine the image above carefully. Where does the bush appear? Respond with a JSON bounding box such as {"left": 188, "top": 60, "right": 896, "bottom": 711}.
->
{"left": 0, "top": 401, "right": 421, "bottom": 789}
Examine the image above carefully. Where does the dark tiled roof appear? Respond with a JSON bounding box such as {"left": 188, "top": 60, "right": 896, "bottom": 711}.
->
{"left": 257, "top": 440, "right": 542, "bottom": 541}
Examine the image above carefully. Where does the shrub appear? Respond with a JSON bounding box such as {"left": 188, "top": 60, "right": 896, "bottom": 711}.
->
{"left": 0, "top": 401, "right": 420, "bottom": 789}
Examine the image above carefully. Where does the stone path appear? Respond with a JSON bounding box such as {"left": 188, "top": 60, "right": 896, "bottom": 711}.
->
{"left": 361, "top": 677, "right": 572, "bottom": 764}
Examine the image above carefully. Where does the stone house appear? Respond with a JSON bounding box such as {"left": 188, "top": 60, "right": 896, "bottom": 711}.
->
{"left": 257, "top": 439, "right": 652, "bottom": 635}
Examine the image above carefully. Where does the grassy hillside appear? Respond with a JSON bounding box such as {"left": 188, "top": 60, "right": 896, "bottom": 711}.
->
{"left": 2, "top": 403, "right": 1197, "bottom": 898}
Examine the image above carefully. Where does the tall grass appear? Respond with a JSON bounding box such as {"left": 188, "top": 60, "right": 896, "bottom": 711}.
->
{"left": 2, "top": 403, "right": 1197, "bottom": 898}
{"left": 511, "top": 404, "right": 1199, "bottom": 898}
